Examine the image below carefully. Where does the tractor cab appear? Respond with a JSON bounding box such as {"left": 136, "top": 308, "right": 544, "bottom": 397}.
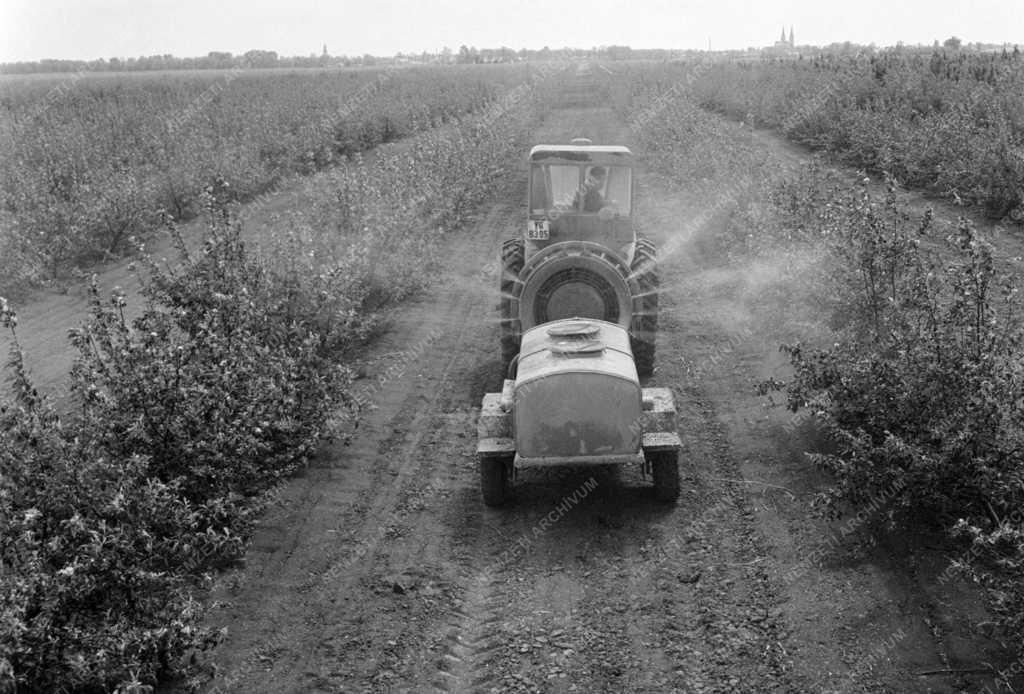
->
{"left": 500, "top": 140, "right": 658, "bottom": 380}
{"left": 527, "top": 143, "right": 635, "bottom": 262}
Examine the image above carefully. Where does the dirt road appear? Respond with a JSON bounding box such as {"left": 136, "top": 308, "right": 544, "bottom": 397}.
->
{"left": 172, "top": 105, "right": 1016, "bottom": 694}
{"left": 183, "top": 106, "right": 791, "bottom": 694}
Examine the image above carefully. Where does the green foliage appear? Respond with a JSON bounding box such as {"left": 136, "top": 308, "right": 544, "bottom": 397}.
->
{"left": 0, "top": 64, "right": 528, "bottom": 294}
{"left": 0, "top": 78, "right": 539, "bottom": 689}
{"left": 0, "top": 407, "right": 230, "bottom": 691}
{"left": 72, "top": 193, "right": 352, "bottom": 501}
{"left": 618, "top": 52, "right": 1024, "bottom": 221}
{"left": 625, "top": 87, "right": 766, "bottom": 194}
{"left": 952, "top": 516, "right": 1024, "bottom": 653}
{"left": 623, "top": 52, "right": 1024, "bottom": 669}
{"left": 775, "top": 179, "right": 1024, "bottom": 657}
{"left": 289, "top": 86, "right": 538, "bottom": 313}
{"left": 0, "top": 189, "right": 356, "bottom": 691}
{"left": 714, "top": 160, "right": 848, "bottom": 260}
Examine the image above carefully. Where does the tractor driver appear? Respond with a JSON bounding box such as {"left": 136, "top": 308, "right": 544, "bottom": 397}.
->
{"left": 579, "top": 166, "right": 606, "bottom": 212}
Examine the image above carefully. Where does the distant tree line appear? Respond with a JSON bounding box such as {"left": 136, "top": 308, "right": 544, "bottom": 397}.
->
{"left": 1, "top": 45, "right": 685, "bottom": 75}
{"left": 3, "top": 49, "right": 319, "bottom": 74}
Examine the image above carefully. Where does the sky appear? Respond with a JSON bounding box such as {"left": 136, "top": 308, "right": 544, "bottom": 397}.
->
{"left": 0, "top": 0, "right": 1021, "bottom": 63}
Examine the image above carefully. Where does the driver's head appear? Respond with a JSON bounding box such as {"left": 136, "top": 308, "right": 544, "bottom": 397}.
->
{"left": 587, "top": 166, "right": 606, "bottom": 187}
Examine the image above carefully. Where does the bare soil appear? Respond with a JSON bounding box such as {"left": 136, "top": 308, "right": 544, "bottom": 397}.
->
{"left": 4, "top": 103, "right": 1022, "bottom": 693}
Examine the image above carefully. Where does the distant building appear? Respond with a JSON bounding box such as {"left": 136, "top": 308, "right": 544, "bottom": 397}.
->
{"left": 769, "top": 25, "right": 798, "bottom": 55}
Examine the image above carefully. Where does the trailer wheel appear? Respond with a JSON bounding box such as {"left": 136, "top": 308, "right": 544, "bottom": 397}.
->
{"left": 480, "top": 456, "right": 513, "bottom": 506}
{"left": 650, "top": 450, "right": 679, "bottom": 502}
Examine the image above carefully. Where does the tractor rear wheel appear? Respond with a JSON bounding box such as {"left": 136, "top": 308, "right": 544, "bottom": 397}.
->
{"left": 651, "top": 450, "right": 680, "bottom": 502}
{"left": 499, "top": 239, "right": 525, "bottom": 373}
{"left": 631, "top": 236, "right": 659, "bottom": 378}
{"left": 480, "top": 456, "right": 513, "bottom": 506}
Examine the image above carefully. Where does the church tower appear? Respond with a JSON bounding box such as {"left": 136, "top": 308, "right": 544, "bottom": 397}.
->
{"left": 789, "top": 26, "right": 794, "bottom": 46}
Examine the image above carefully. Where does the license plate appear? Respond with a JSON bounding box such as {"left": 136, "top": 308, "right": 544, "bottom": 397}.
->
{"left": 527, "top": 220, "right": 549, "bottom": 240}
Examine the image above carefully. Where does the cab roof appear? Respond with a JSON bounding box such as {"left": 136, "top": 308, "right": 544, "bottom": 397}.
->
{"left": 529, "top": 145, "right": 633, "bottom": 164}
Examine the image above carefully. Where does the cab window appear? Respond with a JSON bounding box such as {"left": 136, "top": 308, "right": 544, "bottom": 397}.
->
{"left": 530, "top": 164, "right": 580, "bottom": 213}
{"left": 600, "top": 166, "right": 631, "bottom": 214}
{"left": 529, "top": 164, "right": 631, "bottom": 214}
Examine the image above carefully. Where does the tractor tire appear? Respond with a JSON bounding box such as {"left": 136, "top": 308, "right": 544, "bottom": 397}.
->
{"left": 516, "top": 241, "right": 636, "bottom": 331}
{"left": 650, "top": 450, "right": 680, "bottom": 502}
{"left": 631, "top": 236, "right": 659, "bottom": 378}
{"left": 500, "top": 239, "right": 525, "bottom": 373}
{"left": 480, "top": 456, "right": 513, "bottom": 506}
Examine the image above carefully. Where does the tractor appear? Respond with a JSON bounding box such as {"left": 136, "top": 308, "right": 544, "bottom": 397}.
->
{"left": 477, "top": 141, "right": 681, "bottom": 506}
{"left": 499, "top": 140, "right": 659, "bottom": 377}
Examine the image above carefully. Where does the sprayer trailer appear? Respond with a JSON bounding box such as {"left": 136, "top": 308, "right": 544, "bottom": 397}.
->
{"left": 477, "top": 318, "right": 681, "bottom": 506}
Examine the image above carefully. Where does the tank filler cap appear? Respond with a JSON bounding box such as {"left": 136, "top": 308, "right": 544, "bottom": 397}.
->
{"left": 546, "top": 320, "right": 600, "bottom": 338}
{"left": 547, "top": 320, "right": 604, "bottom": 356}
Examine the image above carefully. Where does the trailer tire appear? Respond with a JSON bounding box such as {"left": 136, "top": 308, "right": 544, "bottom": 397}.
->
{"left": 480, "top": 456, "right": 513, "bottom": 506}
{"left": 651, "top": 450, "right": 679, "bottom": 502}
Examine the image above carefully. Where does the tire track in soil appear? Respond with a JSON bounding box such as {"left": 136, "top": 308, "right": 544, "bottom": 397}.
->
{"left": 419, "top": 107, "right": 694, "bottom": 694}
{"left": 624, "top": 120, "right": 798, "bottom": 693}
{"left": 431, "top": 107, "right": 795, "bottom": 694}
{"left": 195, "top": 104, "right": 808, "bottom": 694}
{"left": 285, "top": 303, "right": 476, "bottom": 684}
{"left": 197, "top": 192, "right": 521, "bottom": 692}
{"left": 636, "top": 292, "right": 797, "bottom": 692}
{"left": 314, "top": 106, "right": 684, "bottom": 694}
{"left": 432, "top": 568, "right": 506, "bottom": 693}
{"left": 405, "top": 106, "right": 803, "bottom": 694}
